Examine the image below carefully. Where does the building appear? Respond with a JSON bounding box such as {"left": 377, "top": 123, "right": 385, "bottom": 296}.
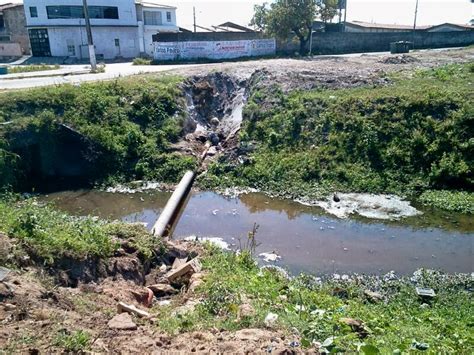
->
{"left": 23, "top": 0, "right": 178, "bottom": 59}
{"left": 0, "top": 3, "right": 30, "bottom": 58}
{"left": 136, "top": 1, "right": 178, "bottom": 56}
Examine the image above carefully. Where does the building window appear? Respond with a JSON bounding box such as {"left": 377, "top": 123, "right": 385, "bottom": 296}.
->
{"left": 0, "top": 35, "right": 11, "bottom": 42}
{"left": 0, "top": 14, "right": 4, "bottom": 29}
{"left": 30, "top": 6, "right": 38, "bottom": 18}
{"left": 166, "top": 11, "right": 172, "bottom": 22}
{"left": 46, "top": 6, "right": 118, "bottom": 20}
{"left": 114, "top": 38, "right": 120, "bottom": 47}
{"left": 144, "top": 11, "right": 162, "bottom": 26}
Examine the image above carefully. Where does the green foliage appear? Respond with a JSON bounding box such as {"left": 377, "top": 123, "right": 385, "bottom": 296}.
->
{"left": 53, "top": 330, "right": 91, "bottom": 352}
{"left": 103, "top": 222, "right": 164, "bottom": 260}
{"left": 0, "top": 195, "right": 117, "bottom": 264}
{"left": 0, "top": 75, "right": 195, "bottom": 188}
{"left": 8, "top": 64, "right": 60, "bottom": 74}
{"left": 252, "top": 0, "right": 317, "bottom": 54}
{"left": 160, "top": 247, "right": 473, "bottom": 353}
{"left": 419, "top": 190, "right": 474, "bottom": 214}
{"left": 203, "top": 63, "right": 473, "bottom": 208}
{"left": 133, "top": 57, "right": 152, "bottom": 65}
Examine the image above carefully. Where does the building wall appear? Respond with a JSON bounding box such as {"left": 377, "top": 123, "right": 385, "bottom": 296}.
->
{"left": 24, "top": 0, "right": 138, "bottom": 27}
{"left": 345, "top": 24, "right": 411, "bottom": 33}
{"left": 279, "top": 31, "right": 474, "bottom": 55}
{"left": 427, "top": 25, "right": 468, "bottom": 32}
{"left": 153, "top": 32, "right": 264, "bottom": 43}
{"left": 46, "top": 26, "right": 139, "bottom": 59}
{"left": 0, "top": 6, "right": 31, "bottom": 55}
{"left": 0, "top": 42, "right": 22, "bottom": 57}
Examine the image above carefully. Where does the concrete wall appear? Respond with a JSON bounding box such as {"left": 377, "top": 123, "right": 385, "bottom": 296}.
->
{"left": 47, "top": 26, "right": 139, "bottom": 59}
{"left": 0, "top": 42, "right": 22, "bottom": 57}
{"left": 153, "top": 32, "right": 265, "bottom": 43}
{"left": 0, "top": 5, "right": 30, "bottom": 55}
{"left": 280, "top": 31, "right": 474, "bottom": 54}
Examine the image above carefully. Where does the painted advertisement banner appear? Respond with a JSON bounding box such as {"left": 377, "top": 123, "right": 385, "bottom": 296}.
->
{"left": 154, "top": 39, "right": 276, "bottom": 61}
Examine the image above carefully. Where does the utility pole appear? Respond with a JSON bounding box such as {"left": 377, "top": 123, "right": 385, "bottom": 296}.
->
{"left": 82, "top": 0, "right": 97, "bottom": 71}
{"left": 343, "top": 0, "right": 348, "bottom": 32}
{"left": 193, "top": 6, "right": 196, "bottom": 33}
{"left": 412, "top": 0, "right": 419, "bottom": 48}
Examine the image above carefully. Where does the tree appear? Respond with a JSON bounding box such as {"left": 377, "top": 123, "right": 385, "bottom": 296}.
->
{"left": 251, "top": 0, "right": 317, "bottom": 55}
{"left": 319, "top": 0, "right": 339, "bottom": 23}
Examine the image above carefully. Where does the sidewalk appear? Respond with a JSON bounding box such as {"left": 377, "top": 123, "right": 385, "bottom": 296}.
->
{"left": 0, "top": 62, "right": 200, "bottom": 90}
{"left": 0, "top": 66, "right": 90, "bottom": 80}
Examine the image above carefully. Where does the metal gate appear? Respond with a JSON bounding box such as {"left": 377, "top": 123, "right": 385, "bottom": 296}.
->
{"left": 28, "top": 29, "right": 51, "bottom": 57}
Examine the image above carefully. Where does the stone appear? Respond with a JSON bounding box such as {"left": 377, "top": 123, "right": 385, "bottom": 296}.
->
{"left": 364, "top": 290, "right": 384, "bottom": 303}
{"left": 172, "top": 257, "right": 188, "bottom": 270}
{"left": 206, "top": 146, "right": 218, "bottom": 156}
{"left": 210, "top": 117, "right": 220, "bottom": 127}
{"left": 147, "top": 284, "right": 178, "bottom": 297}
{"left": 108, "top": 313, "right": 137, "bottom": 331}
{"left": 340, "top": 318, "right": 369, "bottom": 338}
{"left": 166, "top": 258, "right": 202, "bottom": 283}
{"left": 131, "top": 288, "right": 154, "bottom": 308}
{"left": 264, "top": 312, "right": 278, "bottom": 327}
{"left": 0, "top": 282, "right": 13, "bottom": 301}
{"left": 238, "top": 303, "right": 256, "bottom": 318}
{"left": 117, "top": 302, "right": 151, "bottom": 318}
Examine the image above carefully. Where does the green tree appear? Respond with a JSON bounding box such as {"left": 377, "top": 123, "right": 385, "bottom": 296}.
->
{"left": 251, "top": 1, "right": 341, "bottom": 53}
{"left": 251, "top": 0, "right": 317, "bottom": 55}
{"left": 319, "top": 0, "right": 339, "bottom": 23}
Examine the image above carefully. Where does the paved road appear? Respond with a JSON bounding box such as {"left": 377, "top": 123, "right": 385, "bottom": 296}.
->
{"left": 0, "top": 62, "right": 200, "bottom": 90}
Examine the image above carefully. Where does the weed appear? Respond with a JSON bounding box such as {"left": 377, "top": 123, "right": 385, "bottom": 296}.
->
{"left": 53, "top": 329, "right": 91, "bottom": 352}
{"left": 133, "top": 57, "right": 152, "bottom": 65}
{"left": 7, "top": 64, "right": 60, "bottom": 74}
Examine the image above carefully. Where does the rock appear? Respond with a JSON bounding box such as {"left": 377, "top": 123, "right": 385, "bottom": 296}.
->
{"left": 0, "top": 282, "right": 13, "bottom": 301}
{"left": 208, "top": 132, "right": 220, "bottom": 146}
{"left": 147, "top": 284, "right": 178, "bottom": 297}
{"left": 340, "top": 318, "right": 369, "bottom": 338}
{"left": 207, "top": 146, "right": 218, "bottom": 156}
{"left": 364, "top": 290, "right": 384, "bottom": 303}
{"left": 108, "top": 313, "right": 137, "bottom": 330}
{"left": 188, "top": 273, "right": 204, "bottom": 292}
{"left": 238, "top": 303, "right": 256, "bottom": 318}
{"left": 172, "top": 257, "right": 188, "bottom": 270}
{"left": 0, "top": 266, "right": 11, "bottom": 282}
{"left": 131, "top": 288, "right": 154, "bottom": 308}
{"left": 210, "top": 117, "right": 220, "bottom": 127}
{"left": 117, "top": 302, "right": 151, "bottom": 318}
{"left": 166, "top": 258, "right": 202, "bottom": 283}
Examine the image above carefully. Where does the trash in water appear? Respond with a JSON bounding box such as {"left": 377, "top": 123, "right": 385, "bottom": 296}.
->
{"left": 212, "top": 209, "right": 219, "bottom": 216}
{"left": 259, "top": 252, "right": 281, "bottom": 263}
{"left": 184, "top": 236, "right": 230, "bottom": 250}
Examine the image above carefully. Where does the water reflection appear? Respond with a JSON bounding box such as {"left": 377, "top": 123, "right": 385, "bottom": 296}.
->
{"left": 40, "top": 190, "right": 473, "bottom": 276}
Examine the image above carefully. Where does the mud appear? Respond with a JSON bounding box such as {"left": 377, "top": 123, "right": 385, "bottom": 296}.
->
{"left": 0, "top": 232, "right": 302, "bottom": 354}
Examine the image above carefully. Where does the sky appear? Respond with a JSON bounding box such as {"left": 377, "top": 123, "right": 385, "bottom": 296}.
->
{"left": 1, "top": 0, "right": 472, "bottom": 29}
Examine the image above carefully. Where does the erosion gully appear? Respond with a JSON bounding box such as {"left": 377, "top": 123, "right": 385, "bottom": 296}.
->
{"left": 37, "top": 72, "right": 473, "bottom": 277}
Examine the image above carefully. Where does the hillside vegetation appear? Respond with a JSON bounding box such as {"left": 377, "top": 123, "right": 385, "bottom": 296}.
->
{"left": 0, "top": 76, "right": 195, "bottom": 190}
{"left": 204, "top": 63, "right": 473, "bottom": 212}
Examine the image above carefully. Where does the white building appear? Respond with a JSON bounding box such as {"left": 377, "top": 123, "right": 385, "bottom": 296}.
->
{"left": 23, "top": 0, "right": 178, "bottom": 59}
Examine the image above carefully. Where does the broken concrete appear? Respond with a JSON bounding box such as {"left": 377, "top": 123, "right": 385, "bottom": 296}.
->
{"left": 108, "top": 313, "right": 138, "bottom": 331}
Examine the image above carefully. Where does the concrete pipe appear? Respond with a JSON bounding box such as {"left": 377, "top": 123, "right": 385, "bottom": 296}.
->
{"left": 152, "top": 170, "right": 196, "bottom": 238}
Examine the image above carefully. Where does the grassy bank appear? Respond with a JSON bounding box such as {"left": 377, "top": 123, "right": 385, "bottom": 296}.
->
{"left": 7, "top": 65, "right": 60, "bottom": 74}
{"left": 1, "top": 196, "right": 471, "bottom": 352}
{"left": 202, "top": 63, "right": 473, "bottom": 212}
{"left": 155, "top": 245, "right": 473, "bottom": 353}
{"left": 0, "top": 195, "right": 154, "bottom": 265}
{"left": 0, "top": 75, "right": 195, "bottom": 189}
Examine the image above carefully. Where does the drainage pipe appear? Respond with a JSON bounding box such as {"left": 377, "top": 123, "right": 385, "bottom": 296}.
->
{"left": 152, "top": 170, "right": 196, "bottom": 238}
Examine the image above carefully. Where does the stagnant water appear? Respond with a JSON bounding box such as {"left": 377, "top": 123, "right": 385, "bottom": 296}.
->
{"left": 40, "top": 190, "right": 473, "bottom": 276}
